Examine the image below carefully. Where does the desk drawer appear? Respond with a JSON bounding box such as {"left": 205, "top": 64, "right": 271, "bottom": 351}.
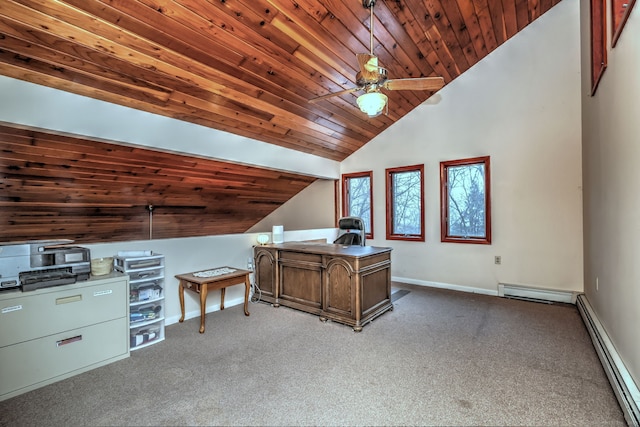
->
{"left": 0, "top": 317, "right": 128, "bottom": 398}
{"left": 279, "top": 251, "right": 323, "bottom": 264}
{"left": 0, "top": 280, "right": 127, "bottom": 347}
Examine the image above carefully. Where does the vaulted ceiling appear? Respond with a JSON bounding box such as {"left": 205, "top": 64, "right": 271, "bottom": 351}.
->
{"left": 0, "top": 0, "right": 563, "bottom": 243}
{"left": 0, "top": 0, "right": 561, "bottom": 163}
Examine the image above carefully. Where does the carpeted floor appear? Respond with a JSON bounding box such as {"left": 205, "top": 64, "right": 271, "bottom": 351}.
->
{"left": 0, "top": 283, "right": 626, "bottom": 426}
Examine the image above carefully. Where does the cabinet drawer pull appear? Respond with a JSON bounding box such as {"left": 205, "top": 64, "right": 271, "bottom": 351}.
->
{"left": 56, "top": 295, "right": 82, "bottom": 305}
{"left": 1, "top": 304, "right": 22, "bottom": 314}
{"left": 56, "top": 335, "right": 82, "bottom": 347}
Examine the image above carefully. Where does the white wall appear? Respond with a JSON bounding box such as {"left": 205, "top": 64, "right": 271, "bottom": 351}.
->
{"left": 248, "top": 178, "right": 336, "bottom": 233}
{"left": 84, "top": 228, "right": 338, "bottom": 326}
{"left": 341, "top": 0, "right": 583, "bottom": 295}
{"left": 580, "top": 0, "right": 640, "bottom": 388}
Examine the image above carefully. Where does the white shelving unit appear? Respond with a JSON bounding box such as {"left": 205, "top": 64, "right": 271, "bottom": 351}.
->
{"left": 114, "top": 252, "right": 165, "bottom": 350}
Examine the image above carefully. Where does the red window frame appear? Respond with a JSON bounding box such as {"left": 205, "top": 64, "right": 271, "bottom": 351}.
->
{"left": 341, "top": 171, "right": 374, "bottom": 239}
{"left": 440, "top": 156, "right": 491, "bottom": 245}
{"left": 385, "top": 164, "right": 425, "bottom": 242}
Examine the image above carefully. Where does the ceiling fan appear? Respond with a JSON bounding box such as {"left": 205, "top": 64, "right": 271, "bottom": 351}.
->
{"left": 309, "top": 0, "right": 445, "bottom": 117}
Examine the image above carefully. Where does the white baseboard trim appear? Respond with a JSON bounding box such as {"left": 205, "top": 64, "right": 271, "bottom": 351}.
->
{"left": 577, "top": 294, "right": 640, "bottom": 426}
{"left": 498, "top": 282, "right": 579, "bottom": 304}
{"left": 391, "top": 276, "right": 498, "bottom": 296}
{"left": 165, "top": 296, "right": 247, "bottom": 326}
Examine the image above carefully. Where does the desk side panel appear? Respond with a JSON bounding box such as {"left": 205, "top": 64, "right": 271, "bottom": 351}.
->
{"left": 254, "top": 247, "right": 277, "bottom": 300}
{"left": 361, "top": 267, "right": 391, "bottom": 315}
{"left": 325, "top": 259, "right": 354, "bottom": 318}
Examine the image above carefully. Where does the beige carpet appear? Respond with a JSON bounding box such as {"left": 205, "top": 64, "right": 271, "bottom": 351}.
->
{"left": 0, "top": 283, "right": 626, "bottom": 426}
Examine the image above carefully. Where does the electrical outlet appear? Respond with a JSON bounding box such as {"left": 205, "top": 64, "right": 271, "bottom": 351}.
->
{"left": 247, "top": 257, "right": 254, "bottom": 271}
{"left": 494, "top": 256, "right": 501, "bottom": 265}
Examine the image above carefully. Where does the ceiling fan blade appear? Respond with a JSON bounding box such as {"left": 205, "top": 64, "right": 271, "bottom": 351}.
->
{"left": 309, "top": 86, "right": 363, "bottom": 103}
{"left": 382, "top": 77, "right": 445, "bottom": 91}
{"left": 356, "top": 53, "right": 380, "bottom": 81}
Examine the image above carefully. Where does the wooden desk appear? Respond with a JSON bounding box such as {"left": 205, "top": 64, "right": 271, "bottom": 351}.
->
{"left": 176, "top": 267, "right": 250, "bottom": 333}
{"left": 254, "top": 243, "right": 392, "bottom": 331}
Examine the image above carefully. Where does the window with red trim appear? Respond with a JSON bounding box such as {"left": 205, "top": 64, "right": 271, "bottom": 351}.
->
{"left": 386, "top": 165, "right": 425, "bottom": 241}
{"left": 342, "top": 171, "right": 373, "bottom": 239}
{"left": 440, "top": 156, "right": 491, "bottom": 244}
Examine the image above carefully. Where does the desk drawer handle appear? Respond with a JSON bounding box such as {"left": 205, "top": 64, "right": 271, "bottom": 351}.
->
{"left": 56, "top": 335, "right": 82, "bottom": 347}
{"left": 56, "top": 295, "right": 82, "bottom": 305}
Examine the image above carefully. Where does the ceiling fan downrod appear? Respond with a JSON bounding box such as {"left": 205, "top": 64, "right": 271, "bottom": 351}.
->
{"left": 363, "top": 0, "right": 376, "bottom": 55}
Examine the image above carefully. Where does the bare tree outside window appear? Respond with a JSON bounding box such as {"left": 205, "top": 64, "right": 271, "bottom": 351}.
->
{"left": 386, "top": 165, "right": 425, "bottom": 241}
{"left": 440, "top": 157, "right": 491, "bottom": 244}
{"left": 342, "top": 171, "right": 373, "bottom": 238}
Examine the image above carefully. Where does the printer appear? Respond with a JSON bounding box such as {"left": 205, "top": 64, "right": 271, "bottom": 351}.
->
{"left": 0, "top": 240, "right": 91, "bottom": 292}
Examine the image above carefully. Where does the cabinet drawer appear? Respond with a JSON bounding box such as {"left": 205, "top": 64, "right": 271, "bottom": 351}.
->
{"left": 114, "top": 255, "right": 164, "bottom": 271}
{"left": 121, "top": 266, "right": 163, "bottom": 283}
{"left": 0, "top": 280, "right": 127, "bottom": 347}
{"left": 0, "top": 317, "right": 127, "bottom": 398}
{"left": 130, "top": 279, "right": 163, "bottom": 304}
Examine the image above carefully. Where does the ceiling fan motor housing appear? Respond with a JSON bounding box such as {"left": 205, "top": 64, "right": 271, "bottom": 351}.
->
{"left": 363, "top": 0, "right": 377, "bottom": 8}
{"left": 356, "top": 67, "right": 387, "bottom": 86}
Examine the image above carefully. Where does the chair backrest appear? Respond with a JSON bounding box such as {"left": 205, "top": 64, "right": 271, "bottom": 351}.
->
{"left": 333, "top": 217, "right": 366, "bottom": 246}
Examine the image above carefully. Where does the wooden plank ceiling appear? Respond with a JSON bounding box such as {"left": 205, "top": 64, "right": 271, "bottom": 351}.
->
{"left": 0, "top": 124, "right": 317, "bottom": 242}
{"left": 0, "top": 0, "right": 562, "bottom": 162}
{"left": 0, "top": 0, "right": 561, "bottom": 244}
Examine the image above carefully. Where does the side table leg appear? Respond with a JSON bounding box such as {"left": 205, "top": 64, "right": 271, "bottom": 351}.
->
{"left": 178, "top": 280, "right": 185, "bottom": 323}
{"left": 220, "top": 287, "right": 225, "bottom": 310}
{"left": 199, "top": 284, "right": 207, "bottom": 333}
{"left": 243, "top": 274, "right": 250, "bottom": 316}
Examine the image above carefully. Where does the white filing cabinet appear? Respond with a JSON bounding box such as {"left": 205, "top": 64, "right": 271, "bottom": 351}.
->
{"left": 0, "top": 272, "right": 129, "bottom": 401}
{"left": 114, "top": 253, "right": 165, "bottom": 350}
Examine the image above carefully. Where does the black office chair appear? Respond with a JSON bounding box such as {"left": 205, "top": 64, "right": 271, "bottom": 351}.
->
{"left": 333, "top": 217, "right": 366, "bottom": 246}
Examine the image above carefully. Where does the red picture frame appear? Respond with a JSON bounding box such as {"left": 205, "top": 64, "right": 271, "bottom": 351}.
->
{"left": 612, "top": 0, "right": 636, "bottom": 47}
{"left": 591, "top": 0, "right": 607, "bottom": 95}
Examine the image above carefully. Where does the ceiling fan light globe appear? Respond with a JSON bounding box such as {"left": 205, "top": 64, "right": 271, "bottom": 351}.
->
{"left": 357, "top": 92, "right": 387, "bottom": 117}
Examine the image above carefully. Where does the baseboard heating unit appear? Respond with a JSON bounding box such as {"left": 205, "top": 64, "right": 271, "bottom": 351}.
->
{"left": 498, "top": 283, "right": 577, "bottom": 304}
{"left": 577, "top": 294, "right": 640, "bottom": 426}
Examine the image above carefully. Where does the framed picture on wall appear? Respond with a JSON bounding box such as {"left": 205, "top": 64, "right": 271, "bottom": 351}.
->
{"left": 612, "top": 0, "right": 636, "bottom": 47}
{"left": 591, "top": 0, "right": 607, "bottom": 95}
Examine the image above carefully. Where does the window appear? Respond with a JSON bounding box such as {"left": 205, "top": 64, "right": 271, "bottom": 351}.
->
{"left": 386, "top": 165, "right": 424, "bottom": 241}
{"left": 440, "top": 156, "right": 491, "bottom": 244}
{"left": 342, "top": 171, "right": 373, "bottom": 239}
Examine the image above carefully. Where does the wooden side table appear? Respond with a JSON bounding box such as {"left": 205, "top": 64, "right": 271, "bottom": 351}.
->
{"left": 176, "top": 267, "right": 250, "bottom": 333}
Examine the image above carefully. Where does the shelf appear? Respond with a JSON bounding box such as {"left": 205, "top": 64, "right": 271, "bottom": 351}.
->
{"left": 130, "top": 296, "right": 164, "bottom": 307}
{"left": 115, "top": 253, "right": 164, "bottom": 271}
{"left": 130, "top": 319, "right": 164, "bottom": 351}
{"left": 115, "top": 253, "right": 165, "bottom": 351}
{"left": 127, "top": 269, "right": 164, "bottom": 283}
{"left": 129, "top": 316, "right": 164, "bottom": 329}
{"left": 130, "top": 336, "right": 164, "bottom": 351}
